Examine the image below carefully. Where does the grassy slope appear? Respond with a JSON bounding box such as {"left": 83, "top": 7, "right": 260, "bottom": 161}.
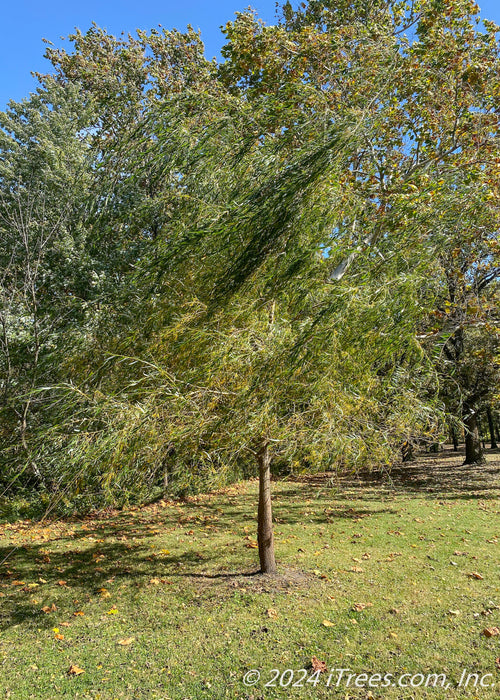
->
{"left": 0, "top": 449, "right": 499, "bottom": 699}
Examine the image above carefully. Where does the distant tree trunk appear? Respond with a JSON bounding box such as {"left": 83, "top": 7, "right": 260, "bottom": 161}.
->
{"left": 477, "top": 415, "right": 486, "bottom": 449}
{"left": 463, "top": 410, "right": 485, "bottom": 465}
{"left": 451, "top": 425, "right": 459, "bottom": 451}
{"left": 163, "top": 467, "right": 169, "bottom": 494}
{"left": 486, "top": 407, "right": 498, "bottom": 450}
{"left": 257, "top": 442, "right": 277, "bottom": 574}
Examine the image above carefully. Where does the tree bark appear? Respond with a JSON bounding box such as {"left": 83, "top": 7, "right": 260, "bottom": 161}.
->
{"left": 463, "top": 410, "right": 485, "bottom": 465}
{"left": 486, "top": 407, "right": 498, "bottom": 450}
{"left": 257, "top": 442, "right": 277, "bottom": 574}
{"left": 451, "top": 425, "right": 459, "bottom": 451}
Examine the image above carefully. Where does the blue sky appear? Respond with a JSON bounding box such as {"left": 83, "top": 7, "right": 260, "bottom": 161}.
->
{"left": 1, "top": 0, "right": 499, "bottom": 110}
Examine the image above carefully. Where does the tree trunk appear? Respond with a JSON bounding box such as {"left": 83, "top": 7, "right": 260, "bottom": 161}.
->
{"left": 463, "top": 410, "right": 485, "bottom": 465}
{"left": 451, "top": 425, "right": 459, "bottom": 451}
{"left": 486, "top": 407, "right": 498, "bottom": 450}
{"left": 477, "top": 415, "right": 486, "bottom": 449}
{"left": 257, "top": 442, "right": 277, "bottom": 574}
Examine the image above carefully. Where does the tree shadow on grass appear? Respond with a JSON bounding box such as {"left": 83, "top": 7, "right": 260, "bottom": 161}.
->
{"left": 293, "top": 447, "right": 500, "bottom": 501}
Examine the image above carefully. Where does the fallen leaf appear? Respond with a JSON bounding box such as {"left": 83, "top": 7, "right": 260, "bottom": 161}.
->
{"left": 267, "top": 608, "right": 278, "bottom": 620}
{"left": 467, "top": 572, "right": 484, "bottom": 580}
{"left": 352, "top": 603, "right": 373, "bottom": 612}
{"left": 57, "top": 581, "right": 67, "bottom": 586}
{"left": 311, "top": 656, "right": 327, "bottom": 673}
{"left": 149, "top": 578, "right": 161, "bottom": 585}
{"left": 55, "top": 633, "right": 64, "bottom": 641}
{"left": 448, "top": 610, "right": 461, "bottom": 616}
{"left": 106, "top": 608, "right": 118, "bottom": 615}
{"left": 117, "top": 637, "right": 135, "bottom": 646}
{"left": 495, "top": 658, "right": 500, "bottom": 670}
{"left": 41, "top": 603, "right": 57, "bottom": 614}
{"left": 482, "top": 627, "right": 500, "bottom": 638}
{"left": 350, "top": 566, "right": 364, "bottom": 573}
{"left": 12, "top": 581, "right": 26, "bottom": 586}
{"left": 68, "top": 665, "right": 84, "bottom": 676}
{"left": 73, "top": 611, "right": 84, "bottom": 617}
{"left": 322, "top": 619, "right": 334, "bottom": 627}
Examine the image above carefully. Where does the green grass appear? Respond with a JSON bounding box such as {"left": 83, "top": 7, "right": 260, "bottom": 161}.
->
{"left": 1, "top": 449, "right": 499, "bottom": 699}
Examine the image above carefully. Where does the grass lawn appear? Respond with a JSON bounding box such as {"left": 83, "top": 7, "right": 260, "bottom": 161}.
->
{"left": 1, "top": 448, "right": 499, "bottom": 699}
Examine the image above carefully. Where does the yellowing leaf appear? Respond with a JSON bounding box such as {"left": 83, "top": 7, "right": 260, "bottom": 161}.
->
{"left": 68, "top": 664, "right": 84, "bottom": 676}
{"left": 117, "top": 637, "right": 135, "bottom": 646}
{"left": 322, "top": 619, "right": 334, "bottom": 627}
{"left": 267, "top": 608, "right": 278, "bottom": 620}
{"left": 106, "top": 608, "right": 118, "bottom": 615}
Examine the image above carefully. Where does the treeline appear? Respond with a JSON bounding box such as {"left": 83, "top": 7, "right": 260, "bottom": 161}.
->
{"left": 0, "top": 0, "right": 499, "bottom": 521}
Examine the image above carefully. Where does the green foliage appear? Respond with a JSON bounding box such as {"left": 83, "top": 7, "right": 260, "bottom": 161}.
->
{"left": 0, "top": 0, "right": 499, "bottom": 514}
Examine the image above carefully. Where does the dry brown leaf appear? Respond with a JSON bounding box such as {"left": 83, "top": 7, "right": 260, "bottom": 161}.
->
{"left": 311, "top": 656, "right": 327, "bottom": 673}
{"left": 267, "top": 608, "right": 278, "bottom": 620}
{"left": 352, "top": 602, "right": 373, "bottom": 612}
{"left": 482, "top": 627, "right": 500, "bottom": 638}
{"left": 41, "top": 603, "right": 57, "bottom": 614}
{"left": 117, "top": 637, "right": 135, "bottom": 646}
{"left": 57, "top": 580, "right": 67, "bottom": 586}
{"left": 60, "top": 622, "right": 71, "bottom": 627}
{"left": 350, "top": 566, "right": 364, "bottom": 573}
{"left": 68, "top": 664, "right": 84, "bottom": 676}
{"left": 12, "top": 581, "right": 26, "bottom": 586}
{"left": 495, "top": 658, "right": 500, "bottom": 670}
{"left": 73, "top": 611, "right": 84, "bottom": 617}
{"left": 467, "top": 572, "right": 484, "bottom": 580}
{"left": 322, "top": 619, "right": 334, "bottom": 627}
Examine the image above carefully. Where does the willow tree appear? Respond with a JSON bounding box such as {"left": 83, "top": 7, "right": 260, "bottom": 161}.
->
{"left": 141, "top": 0, "right": 500, "bottom": 570}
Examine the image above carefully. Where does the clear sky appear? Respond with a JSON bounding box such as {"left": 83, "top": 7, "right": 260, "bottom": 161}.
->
{"left": 1, "top": 0, "right": 499, "bottom": 111}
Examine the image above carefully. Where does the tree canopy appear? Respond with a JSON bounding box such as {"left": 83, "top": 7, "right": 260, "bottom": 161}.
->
{"left": 0, "top": 0, "right": 498, "bottom": 569}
